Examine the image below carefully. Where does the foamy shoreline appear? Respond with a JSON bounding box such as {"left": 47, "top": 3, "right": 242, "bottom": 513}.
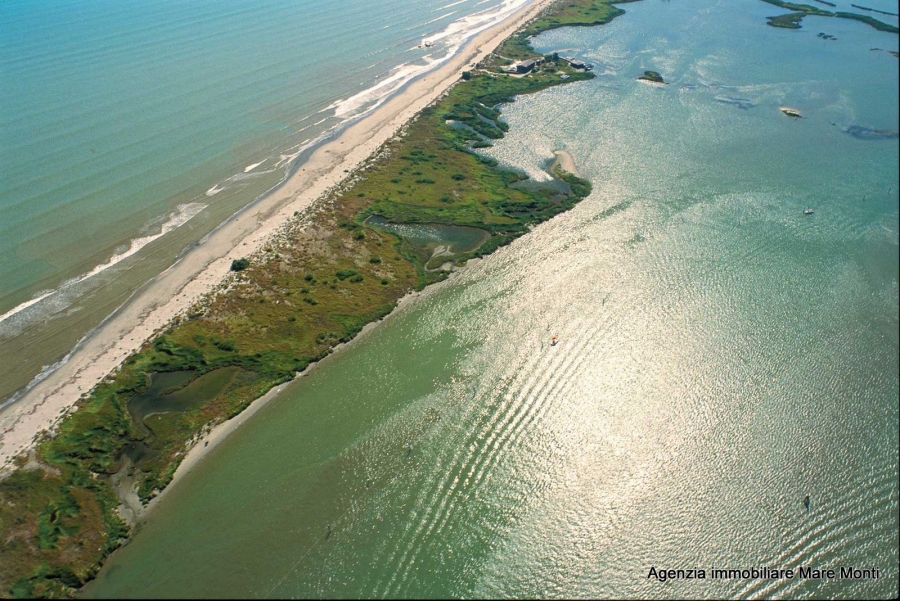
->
{"left": 0, "top": 0, "right": 555, "bottom": 472}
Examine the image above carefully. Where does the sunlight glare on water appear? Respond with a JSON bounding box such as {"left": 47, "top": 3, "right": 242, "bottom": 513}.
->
{"left": 85, "top": 0, "right": 898, "bottom": 598}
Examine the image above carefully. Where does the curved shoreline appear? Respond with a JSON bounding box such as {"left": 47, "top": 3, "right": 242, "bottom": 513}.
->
{"left": 0, "top": 0, "right": 556, "bottom": 472}
{"left": 132, "top": 271, "right": 463, "bottom": 523}
{"left": 132, "top": 150, "right": 578, "bottom": 522}
{"left": 553, "top": 149, "right": 582, "bottom": 177}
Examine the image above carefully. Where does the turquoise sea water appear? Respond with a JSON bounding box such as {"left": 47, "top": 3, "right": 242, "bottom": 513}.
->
{"left": 85, "top": 0, "right": 898, "bottom": 598}
{"left": 0, "top": 0, "right": 531, "bottom": 403}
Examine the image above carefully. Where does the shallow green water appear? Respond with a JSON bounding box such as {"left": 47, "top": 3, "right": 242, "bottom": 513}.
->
{"left": 86, "top": 1, "right": 898, "bottom": 598}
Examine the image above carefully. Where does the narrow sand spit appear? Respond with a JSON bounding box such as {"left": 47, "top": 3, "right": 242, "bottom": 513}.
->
{"left": 0, "top": 0, "right": 555, "bottom": 472}
{"left": 553, "top": 149, "right": 581, "bottom": 177}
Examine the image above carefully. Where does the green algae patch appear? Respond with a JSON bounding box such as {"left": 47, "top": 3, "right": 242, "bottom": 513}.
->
{"left": 0, "top": 1, "right": 625, "bottom": 596}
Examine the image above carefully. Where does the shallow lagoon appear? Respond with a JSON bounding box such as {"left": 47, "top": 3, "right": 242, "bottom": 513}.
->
{"left": 86, "top": 1, "right": 898, "bottom": 598}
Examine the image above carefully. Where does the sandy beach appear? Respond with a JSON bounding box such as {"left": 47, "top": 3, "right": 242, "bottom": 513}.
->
{"left": 0, "top": 0, "right": 555, "bottom": 472}
{"left": 553, "top": 149, "right": 581, "bottom": 177}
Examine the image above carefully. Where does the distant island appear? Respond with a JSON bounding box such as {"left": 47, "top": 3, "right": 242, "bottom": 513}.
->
{"left": 760, "top": 0, "right": 900, "bottom": 33}
{"left": 638, "top": 70, "right": 666, "bottom": 84}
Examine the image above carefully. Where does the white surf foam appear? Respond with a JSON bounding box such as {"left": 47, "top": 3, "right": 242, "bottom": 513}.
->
{"left": 63, "top": 202, "right": 207, "bottom": 288}
{"left": 330, "top": 60, "right": 447, "bottom": 118}
{"left": 423, "top": 11, "right": 459, "bottom": 27}
{"left": 440, "top": 0, "right": 470, "bottom": 10}
{"left": 0, "top": 203, "right": 207, "bottom": 327}
{"left": 209, "top": 161, "right": 284, "bottom": 196}
{"left": 0, "top": 351, "right": 73, "bottom": 411}
{"left": 422, "top": 0, "right": 530, "bottom": 46}
{"left": 329, "top": 0, "right": 531, "bottom": 120}
{"left": 0, "top": 291, "right": 56, "bottom": 325}
{"left": 275, "top": 138, "right": 316, "bottom": 168}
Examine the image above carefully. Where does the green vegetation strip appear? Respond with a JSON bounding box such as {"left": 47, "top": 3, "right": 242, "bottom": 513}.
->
{"left": 760, "top": 0, "right": 899, "bottom": 32}
{"left": 0, "top": 1, "right": 639, "bottom": 597}
{"left": 851, "top": 4, "right": 899, "bottom": 18}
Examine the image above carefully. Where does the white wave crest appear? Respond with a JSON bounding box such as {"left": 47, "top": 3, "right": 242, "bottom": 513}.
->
{"left": 0, "top": 291, "right": 56, "bottom": 325}
{"left": 60, "top": 203, "right": 207, "bottom": 289}
{"left": 440, "top": 0, "right": 470, "bottom": 10}
{"left": 422, "top": 0, "right": 530, "bottom": 46}
{"left": 0, "top": 203, "right": 206, "bottom": 327}
{"left": 329, "top": 0, "right": 531, "bottom": 120}
{"left": 329, "top": 59, "right": 449, "bottom": 118}
{"left": 275, "top": 138, "right": 315, "bottom": 168}
{"left": 423, "top": 11, "right": 459, "bottom": 27}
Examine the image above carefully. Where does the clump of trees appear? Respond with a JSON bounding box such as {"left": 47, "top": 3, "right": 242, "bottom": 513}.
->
{"left": 230, "top": 258, "right": 250, "bottom": 271}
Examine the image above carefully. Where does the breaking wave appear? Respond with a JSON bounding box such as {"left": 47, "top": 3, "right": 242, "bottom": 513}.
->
{"left": 328, "top": 0, "right": 532, "bottom": 119}
{"left": 0, "top": 203, "right": 206, "bottom": 328}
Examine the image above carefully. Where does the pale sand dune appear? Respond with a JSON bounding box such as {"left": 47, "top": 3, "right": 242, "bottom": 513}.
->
{"left": 0, "top": 0, "right": 555, "bottom": 472}
{"left": 553, "top": 149, "right": 581, "bottom": 177}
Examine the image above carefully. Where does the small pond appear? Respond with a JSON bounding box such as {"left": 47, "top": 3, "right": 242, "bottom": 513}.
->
{"left": 127, "top": 367, "right": 242, "bottom": 438}
{"left": 364, "top": 215, "right": 490, "bottom": 269}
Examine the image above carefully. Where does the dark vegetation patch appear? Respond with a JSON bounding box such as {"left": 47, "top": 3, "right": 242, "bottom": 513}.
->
{"left": 851, "top": 4, "right": 899, "bottom": 18}
{"left": 760, "top": 0, "right": 899, "bottom": 32}
{"left": 230, "top": 258, "right": 250, "bottom": 272}
{"left": 637, "top": 70, "right": 665, "bottom": 84}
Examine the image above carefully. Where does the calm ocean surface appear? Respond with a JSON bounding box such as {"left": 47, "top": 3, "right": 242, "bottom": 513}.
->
{"left": 0, "top": 0, "right": 530, "bottom": 405}
{"left": 74, "top": 0, "right": 900, "bottom": 598}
